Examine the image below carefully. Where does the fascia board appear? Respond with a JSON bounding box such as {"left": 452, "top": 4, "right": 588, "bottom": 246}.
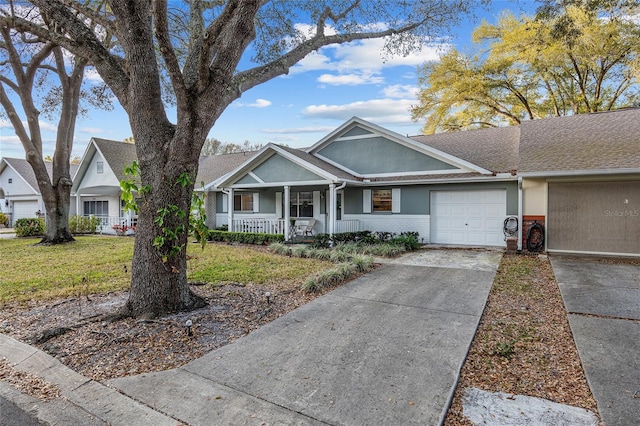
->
{"left": 519, "top": 168, "right": 640, "bottom": 178}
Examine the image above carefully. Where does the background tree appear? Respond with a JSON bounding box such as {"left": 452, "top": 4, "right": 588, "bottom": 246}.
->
{"left": 0, "top": 3, "right": 112, "bottom": 243}
{"left": 8, "top": 0, "right": 477, "bottom": 318}
{"left": 201, "top": 137, "right": 263, "bottom": 155}
{"left": 411, "top": 4, "right": 640, "bottom": 133}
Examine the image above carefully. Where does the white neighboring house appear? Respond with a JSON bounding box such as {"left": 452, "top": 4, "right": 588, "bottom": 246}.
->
{"left": 72, "top": 138, "right": 138, "bottom": 233}
{"left": 0, "top": 157, "right": 79, "bottom": 226}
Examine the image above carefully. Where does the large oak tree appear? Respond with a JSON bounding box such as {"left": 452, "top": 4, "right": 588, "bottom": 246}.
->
{"left": 411, "top": 4, "right": 640, "bottom": 133}
{"left": 6, "top": 0, "right": 476, "bottom": 317}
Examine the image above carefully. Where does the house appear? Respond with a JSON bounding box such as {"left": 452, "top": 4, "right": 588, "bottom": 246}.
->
{"left": 0, "top": 157, "right": 79, "bottom": 225}
{"left": 67, "top": 110, "right": 639, "bottom": 256}
{"left": 518, "top": 109, "right": 640, "bottom": 256}
{"left": 71, "top": 137, "right": 255, "bottom": 233}
{"left": 212, "top": 117, "right": 519, "bottom": 245}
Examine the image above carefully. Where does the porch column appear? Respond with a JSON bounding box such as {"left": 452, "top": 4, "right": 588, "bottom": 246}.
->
{"left": 227, "top": 188, "right": 234, "bottom": 232}
{"left": 284, "top": 185, "right": 290, "bottom": 241}
{"left": 328, "top": 183, "right": 336, "bottom": 236}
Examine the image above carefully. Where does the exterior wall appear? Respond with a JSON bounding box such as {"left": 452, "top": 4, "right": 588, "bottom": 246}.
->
{"left": 317, "top": 136, "right": 456, "bottom": 175}
{"left": 344, "top": 181, "right": 518, "bottom": 215}
{"left": 342, "top": 213, "right": 430, "bottom": 241}
{"left": 205, "top": 191, "right": 217, "bottom": 229}
{"left": 0, "top": 166, "right": 36, "bottom": 198}
{"left": 522, "top": 178, "right": 547, "bottom": 216}
{"left": 251, "top": 155, "right": 324, "bottom": 182}
{"left": 76, "top": 151, "right": 120, "bottom": 191}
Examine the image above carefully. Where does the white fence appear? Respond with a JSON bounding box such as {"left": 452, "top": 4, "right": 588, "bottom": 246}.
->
{"left": 231, "top": 218, "right": 286, "bottom": 234}
{"left": 335, "top": 219, "right": 360, "bottom": 233}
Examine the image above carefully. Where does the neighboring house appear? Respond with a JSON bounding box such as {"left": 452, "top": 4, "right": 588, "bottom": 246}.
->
{"left": 212, "top": 117, "right": 520, "bottom": 246}
{"left": 71, "top": 137, "right": 255, "bottom": 233}
{"left": 0, "top": 157, "right": 79, "bottom": 225}
{"left": 519, "top": 109, "right": 640, "bottom": 256}
{"left": 72, "top": 138, "right": 138, "bottom": 231}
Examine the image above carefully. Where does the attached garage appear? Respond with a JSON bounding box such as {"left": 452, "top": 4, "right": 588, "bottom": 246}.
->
{"left": 430, "top": 189, "right": 507, "bottom": 246}
{"left": 12, "top": 200, "right": 40, "bottom": 221}
{"left": 547, "top": 181, "right": 640, "bottom": 255}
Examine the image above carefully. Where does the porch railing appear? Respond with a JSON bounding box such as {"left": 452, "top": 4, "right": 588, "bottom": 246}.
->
{"left": 335, "top": 219, "right": 360, "bottom": 233}
{"left": 231, "top": 218, "right": 286, "bottom": 234}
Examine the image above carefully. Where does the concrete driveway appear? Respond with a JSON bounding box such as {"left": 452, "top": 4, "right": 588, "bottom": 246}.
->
{"left": 107, "top": 249, "right": 502, "bottom": 425}
{"left": 551, "top": 256, "right": 640, "bottom": 426}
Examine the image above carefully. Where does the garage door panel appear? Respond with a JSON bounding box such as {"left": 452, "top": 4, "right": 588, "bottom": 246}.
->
{"left": 548, "top": 181, "right": 640, "bottom": 254}
{"left": 431, "top": 189, "right": 507, "bottom": 246}
{"left": 12, "top": 201, "right": 39, "bottom": 221}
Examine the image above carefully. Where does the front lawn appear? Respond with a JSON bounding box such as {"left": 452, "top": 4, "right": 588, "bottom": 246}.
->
{"left": 0, "top": 236, "right": 332, "bottom": 304}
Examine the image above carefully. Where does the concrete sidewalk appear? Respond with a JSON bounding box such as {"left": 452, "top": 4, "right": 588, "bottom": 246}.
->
{"left": 551, "top": 256, "right": 640, "bottom": 426}
{"left": 1, "top": 249, "right": 501, "bottom": 425}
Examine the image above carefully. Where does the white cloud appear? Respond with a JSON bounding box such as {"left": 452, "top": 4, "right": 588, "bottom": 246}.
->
{"left": 302, "top": 98, "right": 415, "bottom": 125}
{"left": 0, "top": 119, "right": 56, "bottom": 132}
{"left": 291, "top": 36, "right": 450, "bottom": 75}
{"left": 80, "top": 127, "right": 104, "bottom": 134}
{"left": 381, "top": 84, "right": 419, "bottom": 99}
{"left": 84, "top": 68, "right": 104, "bottom": 83}
{"left": 317, "top": 73, "right": 384, "bottom": 86}
{"left": 236, "top": 98, "right": 272, "bottom": 108}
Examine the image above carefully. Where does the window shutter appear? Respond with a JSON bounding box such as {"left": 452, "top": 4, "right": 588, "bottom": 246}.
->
{"left": 363, "top": 189, "right": 372, "bottom": 213}
{"left": 275, "top": 192, "right": 282, "bottom": 218}
{"left": 253, "top": 192, "right": 260, "bottom": 213}
{"left": 222, "top": 193, "right": 228, "bottom": 213}
{"left": 392, "top": 188, "right": 401, "bottom": 213}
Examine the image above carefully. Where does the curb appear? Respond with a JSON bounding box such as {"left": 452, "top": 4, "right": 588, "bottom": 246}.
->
{"left": 0, "top": 333, "right": 179, "bottom": 426}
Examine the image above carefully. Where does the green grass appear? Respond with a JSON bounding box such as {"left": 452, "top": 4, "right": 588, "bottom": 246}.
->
{"left": 0, "top": 236, "right": 332, "bottom": 304}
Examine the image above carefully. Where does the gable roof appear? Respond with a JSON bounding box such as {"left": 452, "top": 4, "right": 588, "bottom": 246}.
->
{"left": 91, "top": 138, "right": 138, "bottom": 182}
{"left": 410, "top": 126, "right": 520, "bottom": 175}
{"left": 306, "top": 116, "right": 493, "bottom": 178}
{"left": 1, "top": 157, "right": 79, "bottom": 195}
{"left": 519, "top": 108, "right": 640, "bottom": 176}
{"left": 196, "top": 152, "right": 257, "bottom": 187}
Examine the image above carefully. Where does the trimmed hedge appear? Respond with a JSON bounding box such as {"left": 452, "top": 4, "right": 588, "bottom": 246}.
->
{"left": 312, "top": 230, "right": 420, "bottom": 250}
{"left": 15, "top": 218, "right": 45, "bottom": 237}
{"left": 69, "top": 215, "right": 101, "bottom": 234}
{"left": 208, "top": 230, "right": 285, "bottom": 245}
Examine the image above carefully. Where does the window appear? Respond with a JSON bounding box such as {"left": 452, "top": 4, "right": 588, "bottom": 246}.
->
{"left": 84, "top": 200, "right": 109, "bottom": 217}
{"left": 234, "top": 194, "right": 253, "bottom": 211}
{"left": 7, "top": 178, "right": 12, "bottom": 184}
{"left": 290, "top": 191, "right": 313, "bottom": 218}
{"left": 372, "top": 189, "right": 392, "bottom": 212}
{"left": 97, "top": 161, "right": 104, "bottom": 174}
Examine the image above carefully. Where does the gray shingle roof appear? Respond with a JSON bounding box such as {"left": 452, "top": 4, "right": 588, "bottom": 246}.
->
{"left": 519, "top": 108, "right": 640, "bottom": 174}
{"left": 196, "top": 152, "right": 257, "bottom": 186}
{"left": 91, "top": 138, "right": 138, "bottom": 182}
{"left": 410, "top": 126, "right": 520, "bottom": 174}
{"left": 4, "top": 157, "right": 79, "bottom": 193}
{"left": 277, "top": 145, "right": 360, "bottom": 180}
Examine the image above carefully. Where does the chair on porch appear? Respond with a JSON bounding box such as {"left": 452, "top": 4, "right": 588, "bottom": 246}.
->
{"left": 302, "top": 218, "right": 316, "bottom": 236}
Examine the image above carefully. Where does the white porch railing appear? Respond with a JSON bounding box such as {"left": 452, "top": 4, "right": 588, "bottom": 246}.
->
{"left": 336, "top": 219, "right": 360, "bottom": 233}
{"left": 231, "top": 218, "right": 286, "bottom": 234}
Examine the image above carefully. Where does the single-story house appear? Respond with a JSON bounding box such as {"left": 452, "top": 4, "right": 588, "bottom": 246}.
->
{"left": 211, "top": 117, "right": 519, "bottom": 246}
{"left": 67, "top": 109, "right": 640, "bottom": 256}
{"left": 0, "top": 157, "right": 79, "bottom": 225}
{"left": 71, "top": 137, "right": 254, "bottom": 233}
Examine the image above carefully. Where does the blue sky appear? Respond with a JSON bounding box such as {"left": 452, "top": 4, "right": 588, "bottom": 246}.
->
{"left": 0, "top": 1, "right": 536, "bottom": 160}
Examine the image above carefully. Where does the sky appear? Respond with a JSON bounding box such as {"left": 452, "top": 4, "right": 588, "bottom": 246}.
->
{"left": 0, "top": 1, "right": 537, "bottom": 160}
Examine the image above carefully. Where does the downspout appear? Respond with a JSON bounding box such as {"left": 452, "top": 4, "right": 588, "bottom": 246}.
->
{"left": 517, "top": 177, "right": 523, "bottom": 251}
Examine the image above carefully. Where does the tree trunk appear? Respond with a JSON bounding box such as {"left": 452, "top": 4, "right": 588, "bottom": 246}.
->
{"left": 122, "top": 151, "right": 206, "bottom": 318}
{"left": 40, "top": 182, "right": 74, "bottom": 244}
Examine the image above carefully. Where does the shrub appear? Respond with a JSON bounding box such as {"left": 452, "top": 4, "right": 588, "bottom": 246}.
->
{"left": 311, "top": 233, "right": 331, "bottom": 249}
{"left": 268, "top": 242, "right": 291, "bottom": 256}
{"left": 291, "top": 245, "right": 308, "bottom": 258}
{"left": 0, "top": 212, "right": 7, "bottom": 226}
{"left": 208, "top": 230, "right": 284, "bottom": 245}
{"left": 69, "top": 215, "right": 100, "bottom": 234}
{"left": 15, "top": 218, "right": 45, "bottom": 237}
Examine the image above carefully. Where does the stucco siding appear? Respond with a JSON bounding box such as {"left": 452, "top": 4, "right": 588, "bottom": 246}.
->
{"left": 0, "top": 167, "right": 35, "bottom": 196}
{"left": 77, "top": 151, "right": 120, "bottom": 190}
{"left": 317, "top": 136, "right": 457, "bottom": 175}
{"left": 522, "top": 179, "right": 547, "bottom": 216}
{"left": 252, "top": 155, "right": 325, "bottom": 183}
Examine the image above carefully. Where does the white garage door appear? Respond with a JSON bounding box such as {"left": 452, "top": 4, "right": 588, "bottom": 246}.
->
{"left": 12, "top": 200, "right": 40, "bottom": 221}
{"left": 431, "top": 190, "right": 506, "bottom": 246}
